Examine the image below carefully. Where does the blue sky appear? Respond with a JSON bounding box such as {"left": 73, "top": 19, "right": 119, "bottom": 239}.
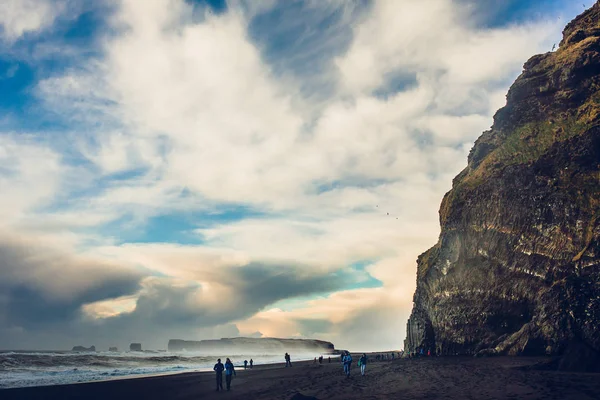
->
{"left": 0, "top": 0, "right": 585, "bottom": 351}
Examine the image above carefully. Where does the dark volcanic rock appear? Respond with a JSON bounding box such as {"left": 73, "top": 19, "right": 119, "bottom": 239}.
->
{"left": 129, "top": 343, "right": 142, "bottom": 351}
{"left": 404, "top": 3, "right": 600, "bottom": 371}
{"left": 108, "top": 347, "right": 118, "bottom": 352}
{"left": 168, "top": 337, "right": 335, "bottom": 354}
{"left": 72, "top": 345, "right": 96, "bottom": 352}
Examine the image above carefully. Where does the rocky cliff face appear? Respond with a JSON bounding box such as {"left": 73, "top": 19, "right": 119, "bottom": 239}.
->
{"left": 168, "top": 337, "right": 335, "bottom": 354}
{"left": 405, "top": 4, "right": 600, "bottom": 371}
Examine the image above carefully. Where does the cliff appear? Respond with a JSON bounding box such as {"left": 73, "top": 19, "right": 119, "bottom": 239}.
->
{"left": 168, "top": 337, "right": 335, "bottom": 354}
{"left": 405, "top": 3, "right": 600, "bottom": 371}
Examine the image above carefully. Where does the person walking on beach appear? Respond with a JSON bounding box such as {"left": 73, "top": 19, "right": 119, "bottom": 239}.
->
{"left": 250, "top": 359, "right": 253, "bottom": 369}
{"left": 224, "top": 358, "right": 236, "bottom": 391}
{"left": 213, "top": 358, "right": 224, "bottom": 391}
{"left": 244, "top": 360, "right": 248, "bottom": 370}
{"left": 285, "top": 352, "right": 292, "bottom": 367}
{"left": 358, "top": 353, "right": 367, "bottom": 376}
{"left": 342, "top": 351, "right": 352, "bottom": 378}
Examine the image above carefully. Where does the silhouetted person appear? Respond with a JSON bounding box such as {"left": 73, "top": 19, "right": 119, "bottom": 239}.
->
{"left": 285, "top": 352, "right": 292, "bottom": 367}
{"left": 250, "top": 359, "right": 253, "bottom": 369}
{"left": 224, "top": 358, "right": 236, "bottom": 391}
{"left": 328, "top": 356, "right": 331, "bottom": 363}
{"left": 244, "top": 360, "right": 248, "bottom": 370}
{"left": 314, "top": 357, "right": 317, "bottom": 364}
{"left": 319, "top": 355, "right": 323, "bottom": 364}
{"left": 213, "top": 358, "right": 224, "bottom": 391}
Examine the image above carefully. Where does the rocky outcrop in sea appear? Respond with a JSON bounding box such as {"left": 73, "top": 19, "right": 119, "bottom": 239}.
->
{"left": 71, "top": 346, "right": 95, "bottom": 352}
{"left": 404, "top": 3, "right": 600, "bottom": 371}
{"left": 129, "top": 343, "right": 142, "bottom": 351}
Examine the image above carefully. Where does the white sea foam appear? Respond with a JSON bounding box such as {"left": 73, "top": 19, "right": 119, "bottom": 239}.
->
{"left": 0, "top": 351, "right": 323, "bottom": 388}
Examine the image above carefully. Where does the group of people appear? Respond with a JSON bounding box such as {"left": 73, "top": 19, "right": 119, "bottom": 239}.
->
{"left": 213, "top": 350, "right": 393, "bottom": 391}
{"left": 375, "top": 351, "right": 401, "bottom": 361}
{"left": 313, "top": 355, "right": 330, "bottom": 364}
{"left": 406, "top": 347, "right": 436, "bottom": 358}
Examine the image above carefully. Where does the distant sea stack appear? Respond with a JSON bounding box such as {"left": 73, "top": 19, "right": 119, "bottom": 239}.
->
{"left": 109, "top": 347, "right": 118, "bottom": 352}
{"left": 404, "top": 4, "right": 599, "bottom": 371}
{"left": 129, "top": 343, "right": 142, "bottom": 351}
{"left": 72, "top": 345, "right": 96, "bottom": 352}
{"left": 168, "top": 337, "right": 335, "bottom": 354}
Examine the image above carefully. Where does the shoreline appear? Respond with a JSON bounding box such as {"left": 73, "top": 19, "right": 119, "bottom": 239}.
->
{"left": 0, "top": 356, "right": 324, "bottom": 390}
{"left": 2, "top": 356, "right": 600, "bottom": 400}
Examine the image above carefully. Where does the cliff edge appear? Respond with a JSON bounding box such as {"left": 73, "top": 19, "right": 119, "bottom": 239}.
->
{"left": 168, "top": 337, "right": 335, "bottom": 354}
{"left": 404, "top": 3, "right": 600, "bottom": 371}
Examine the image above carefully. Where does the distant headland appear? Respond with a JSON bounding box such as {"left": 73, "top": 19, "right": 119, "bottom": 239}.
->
{"left": 168, "top": 337, "right": 336, "bottom": 354}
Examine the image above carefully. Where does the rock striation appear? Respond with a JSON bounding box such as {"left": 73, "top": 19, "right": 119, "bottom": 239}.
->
{"left": 168, "top": 337, "right": 335, "bottom": 354}
{"left": 404, "top": 3, "right": 600, "bottom": 371}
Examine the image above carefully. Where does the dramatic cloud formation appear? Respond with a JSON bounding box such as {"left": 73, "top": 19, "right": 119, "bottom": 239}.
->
{"left": 0, "top": 0, "right": 584, "bottom": 351}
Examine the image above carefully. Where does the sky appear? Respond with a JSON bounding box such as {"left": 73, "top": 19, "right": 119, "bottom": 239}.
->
{"left": 0, "top": 0, "right": 586, "bottom": 352}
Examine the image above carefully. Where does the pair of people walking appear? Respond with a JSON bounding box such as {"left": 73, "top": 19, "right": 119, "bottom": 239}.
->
{"left": 213, "top": 358, "right": 236, "bottom": 391}
{"left": 341, "top": 352, "right": 368, "bottom": 377}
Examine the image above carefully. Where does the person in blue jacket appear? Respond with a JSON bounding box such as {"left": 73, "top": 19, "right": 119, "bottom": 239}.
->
{"left": 213, "top": 358, "right": 224, "bottom": 391}
{"left": 342, "top": 351, "right": 353, "bottom": 378}
{"left": 224, "top": 358, "right": 236, "bottom": 391}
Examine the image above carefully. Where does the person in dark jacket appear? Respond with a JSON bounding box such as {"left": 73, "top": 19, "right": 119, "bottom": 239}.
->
{"left": 359, "top": 353, "right": 368, "bottom": 376}
{"left": 213, "top": 358, "right": 224, "bottom": 391}
{"left": 244, "top": 360, "right": 248, "bottom": 369}
{"left": 224, "top": 358, "right": 236, "bottom": 391}
{"left": 250, "top": 359, "right": 253, "bottom": 369}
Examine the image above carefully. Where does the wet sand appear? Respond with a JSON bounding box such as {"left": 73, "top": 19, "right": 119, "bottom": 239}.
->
{"left": 3, "top": 356, "right": 600, "bottom": 400}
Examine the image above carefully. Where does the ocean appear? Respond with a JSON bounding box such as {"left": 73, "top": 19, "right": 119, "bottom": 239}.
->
{"left": 0, "top": 350, "right": 322, "bottom": 389}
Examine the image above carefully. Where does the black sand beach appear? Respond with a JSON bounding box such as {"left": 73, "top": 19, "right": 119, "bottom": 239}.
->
{"left": 3, "top": 356, "right": 600, "bottom": 400}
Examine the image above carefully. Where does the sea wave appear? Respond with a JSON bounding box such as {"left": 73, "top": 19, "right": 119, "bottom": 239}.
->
{"left": 0, "top": 351, "right": 320, "bottom": 388}
{"left": 0, "top": 353, "right": 215, "bottom": 370}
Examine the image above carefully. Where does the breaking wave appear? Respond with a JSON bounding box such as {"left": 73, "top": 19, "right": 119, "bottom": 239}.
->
{"left": 0, "top": 350, "right": 319, "bottom": 389}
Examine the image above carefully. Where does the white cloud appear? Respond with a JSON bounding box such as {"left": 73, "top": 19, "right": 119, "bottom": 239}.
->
{"left": 0, "top": 135, "right": 63, "bottom": 225}
{"left": 0, "top": 0, "right": 63, "bottom": 41}
{"left": 0, "top": 0, "right": 577, "bottom": 350}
